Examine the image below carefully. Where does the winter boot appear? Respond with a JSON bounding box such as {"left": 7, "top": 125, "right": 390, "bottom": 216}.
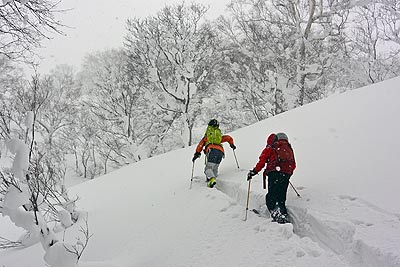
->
{"left": 271, "top": 207, "right": 290, "bottom": 224}
{"left": 278, "top": 213, "right": 290, "bottom": 224}
{"left": 270, "top": 206, "right": 281, "bottom": 222}
{"left": 207, "top": 177, "right": 216, "bottom": 188}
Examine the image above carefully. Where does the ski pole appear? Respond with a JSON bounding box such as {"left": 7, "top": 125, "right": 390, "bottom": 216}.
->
{"left": 233, "top": 149, "right": 240, "bottom": 169}
{"left": 243, "top": 179, "right": 251, "bottom": 221}
{"left": 289, "top": 181, "right": 301, "bottom": 197}
{"left": 189, "top": 161, "right": 195, "bottom": 189}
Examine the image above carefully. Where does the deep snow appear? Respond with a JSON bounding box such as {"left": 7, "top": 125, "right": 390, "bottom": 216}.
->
{"left": 1, "top": 77, "right": 400, "bottom": 267}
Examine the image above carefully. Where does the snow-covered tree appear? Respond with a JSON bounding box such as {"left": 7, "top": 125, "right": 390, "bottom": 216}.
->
{"left": 0, "top": 60, "right": 93, "bottom": 265}
{"left": 125, "top": 2, "right": 219, "bottom": 146}
{"left": 378, "top": 0, "right": 400, "bottom": 46}
{"left": 347, "top": 0, "right": 400, "bottom": 84}
{"left": 224, "top": 0, "right": 352, "bottom": 107}
{"left": 0, "top": 57, "right": 25, "bottom": 141}
{"left": 1, "top": 115, "right": 91, "bottom": 267}
{"left": 0, "top": 0, "right": 64, "bottom": 62}
{"left": 77, "top": 49, "right": 151, "bottom": 173}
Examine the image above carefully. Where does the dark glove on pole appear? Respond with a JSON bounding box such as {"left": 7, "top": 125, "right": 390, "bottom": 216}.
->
{"left": 192, "top": 152, "right": 201, "bottom": 162}
{"left": 247, "top": 169, "right": 257, "bottom": 180}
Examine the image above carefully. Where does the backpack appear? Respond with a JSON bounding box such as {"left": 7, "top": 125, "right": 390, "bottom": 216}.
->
{"left": 205, "top": 125, "right": 222, "bottom": 146}
{"left": 271, "top": 140, "right": 295, "bottom": 174}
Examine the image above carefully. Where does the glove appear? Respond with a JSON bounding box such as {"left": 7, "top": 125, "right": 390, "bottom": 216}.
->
{"left": 192, "top": 152, "right": 201, "bottom": 162}
{"left": 230, "top": 144, "right": 236, "bottom": 150}
{"left": 247, "top": 169, "right": 257, "bottom": 181}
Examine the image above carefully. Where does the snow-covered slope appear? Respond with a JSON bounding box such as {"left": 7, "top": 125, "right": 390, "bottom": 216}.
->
{"left": 1, "top": 77, "right": 400, "bottom": 267}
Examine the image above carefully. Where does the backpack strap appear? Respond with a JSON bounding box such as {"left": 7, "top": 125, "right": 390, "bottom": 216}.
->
{"left": 262, "top": 171, "right": 267, "bottom": 189}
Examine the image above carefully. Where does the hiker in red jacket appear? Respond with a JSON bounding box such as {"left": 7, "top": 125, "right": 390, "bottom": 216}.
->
{"left": 192, "top": 119, "right": 236, "bottom": 188}
{"left": 247, "top": 132, "right": 296, "bottom": 223}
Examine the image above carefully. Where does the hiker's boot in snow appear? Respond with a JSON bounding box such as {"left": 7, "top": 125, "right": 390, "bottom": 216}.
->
{"left": 207, "top": 177, "right": 216, "bottom": 188}
{"left": 271, "top": 207, "right": 290, "bottom": 224}
{"left": 270, "top": 207, "right": 281, "bottom": 222}
{"left": 278, "top": 213, "right": 290, "bottom": 224}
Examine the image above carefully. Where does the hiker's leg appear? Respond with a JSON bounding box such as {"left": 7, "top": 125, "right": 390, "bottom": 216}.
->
{"left": 276, "top": 173, "right": 290, "bottom": 215}
{"left": 204, "top": 162, "right": 218, "bottom": 180}
{"left": 212, "top": 163, "right": 220, "bottom": 178}
{"left": 206, "top": 149, "right": 224, "bottom": 178}
{"left": 266, "top": 172, "right": 280, "bottom": 212}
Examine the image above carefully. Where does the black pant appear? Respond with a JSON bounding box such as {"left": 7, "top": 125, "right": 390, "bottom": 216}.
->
{"left": 265, "top": 171, "right": 291, "bottom": 215}
{"left": 206, "top": 148, "right": 224, "bottom": 164}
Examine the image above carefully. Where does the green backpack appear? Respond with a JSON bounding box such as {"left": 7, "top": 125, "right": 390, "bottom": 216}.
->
{"left": 205, "top": 125, "right": 222, "bottom": 146}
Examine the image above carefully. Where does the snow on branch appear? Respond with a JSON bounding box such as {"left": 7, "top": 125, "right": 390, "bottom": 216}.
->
{"left": 0, "top": 236, "right": 22, "bottom": 249}
{"left": 0, "top": 112, "right": 90, "bottom": 267}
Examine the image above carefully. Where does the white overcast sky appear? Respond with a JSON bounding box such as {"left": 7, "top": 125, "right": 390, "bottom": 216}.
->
{"left": 36, "top": 0, "right": 231, "bottom": 74}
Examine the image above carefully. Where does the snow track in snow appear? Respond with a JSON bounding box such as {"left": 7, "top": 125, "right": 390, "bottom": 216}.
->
{"left": 290, "top": 196, "right": 400, "bottom": 267}
{"left": 216, "top": 174, "right": 400, "bottom": 267}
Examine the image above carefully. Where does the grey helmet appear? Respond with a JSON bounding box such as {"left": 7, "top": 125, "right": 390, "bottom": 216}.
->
{"left": 276, "top": 132, "right": 288, "bottom": 141}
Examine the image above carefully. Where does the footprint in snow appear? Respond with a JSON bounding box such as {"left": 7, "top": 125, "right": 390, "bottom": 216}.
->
{"left": 278, "top": 224, "right": 294, "bottom": 239}
{"left": 205, "top": 193, "right": 217, "bottom": 200}
{"left": 307, "top": 249, "right": 321, "bottom": 257}
{"left": 296, "top": 250, "right": 306, "bottom": 257}
{"left": 231, "top": 213, "right": 239, "bottom": 219}
{"left": 253, "top": 225, "right": 267, "bottom": 233}
{"left": 219, "top": 201, "right": 236, "bottom": 213}
{"left": 351, "top": 219, "right": 373, "bottom": 227}
{"left": 220, "top": 206, "right": 228, "bottom": 212}
{"left": 338, "top": 195, "right": 357, "bottom": 201}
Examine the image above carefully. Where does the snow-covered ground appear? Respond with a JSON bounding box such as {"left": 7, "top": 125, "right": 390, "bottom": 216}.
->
{"left": 1, "top": 77, "right": 400, "bottom": 266}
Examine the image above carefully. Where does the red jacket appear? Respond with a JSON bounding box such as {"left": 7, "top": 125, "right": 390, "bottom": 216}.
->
{"left": 195, "top": 135, "right": 234, "bottom": 154}
{"left": 253, "top": 134, "right": 296, "bottom": 175}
